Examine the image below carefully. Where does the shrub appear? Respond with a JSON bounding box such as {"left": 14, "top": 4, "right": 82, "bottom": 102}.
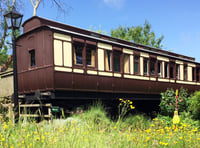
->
{"left": 159, "top": 88, "right": 190, "bottom": 117}
{"left": 188, "top": 90, "right": 200, "bottom": 120}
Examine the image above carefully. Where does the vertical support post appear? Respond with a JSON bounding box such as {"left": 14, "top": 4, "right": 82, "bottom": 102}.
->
{"left": 12, "top": 33, "right": 19, "bottom": 123}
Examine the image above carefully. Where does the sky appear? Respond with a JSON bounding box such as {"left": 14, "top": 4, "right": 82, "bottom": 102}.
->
{"left": 22, "top": 0, "right": 200, "bottom": 62}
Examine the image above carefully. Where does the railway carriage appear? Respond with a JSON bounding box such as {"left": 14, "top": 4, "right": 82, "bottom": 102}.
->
{"left": 16, "top": 16, "right": 200, "bottom": 104}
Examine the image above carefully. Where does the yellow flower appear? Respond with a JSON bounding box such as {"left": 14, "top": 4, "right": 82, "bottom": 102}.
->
{"left": 119, "top": 98, "right": 123, "bottom": 101}
{"left": 151, "top": 124, "right": 155, "bottom": 127}
{"left": 3, "top": 124, "right": 7, "bottom": 130}
{"left": 130, "top": 105, "right": 135, "bottom": 109}
{"left": 145, "top": 137, "right": 150, "bottom": 142}
{"left": 179, "top": 137, "right": 183, "bottom": 140}
{"left": 1, "top": 138, "right": 5, "bottom": 141}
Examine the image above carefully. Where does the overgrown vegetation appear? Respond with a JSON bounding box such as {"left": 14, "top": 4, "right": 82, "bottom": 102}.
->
{"left": 1, "top": 88, "right": 200, "bottom": 147}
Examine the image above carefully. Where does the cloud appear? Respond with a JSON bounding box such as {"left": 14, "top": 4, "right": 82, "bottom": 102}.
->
{"left": 103, "top": 0, "right": 125, "bottom": 9}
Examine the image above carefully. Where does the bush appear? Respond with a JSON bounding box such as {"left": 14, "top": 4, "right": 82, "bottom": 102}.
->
{"left": 188, "top": 91, "right": 200, "bottom": 120}
{"left": 159, "top": 88, "right": 190, "bottom": 117}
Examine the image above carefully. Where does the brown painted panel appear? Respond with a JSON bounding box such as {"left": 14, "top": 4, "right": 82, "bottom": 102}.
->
{"left": 17, "top": 28, "right": 54, "bottom": 94}
{"left": 98, "top": 76, "right": 112, "bottom": 91}
{"left": 54, "top": 72, "right": 73, "bottom": 89}
{"left": 18, "top": 67, "right": 54, "bottom": 94}
{"left": 23, "top": 17, "right": 42, "bottom": 33}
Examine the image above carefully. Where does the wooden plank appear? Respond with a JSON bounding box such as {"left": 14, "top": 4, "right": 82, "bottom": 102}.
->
{"left": 20, "top": 114, "right": 52, "bottom": 118}
{"left": 19, "top": 104, "right": 52, "bottom": 107}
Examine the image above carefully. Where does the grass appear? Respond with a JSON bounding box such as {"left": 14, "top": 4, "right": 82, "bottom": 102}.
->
{"left": 0, "top": 102, "right": 200, "bottom": 148}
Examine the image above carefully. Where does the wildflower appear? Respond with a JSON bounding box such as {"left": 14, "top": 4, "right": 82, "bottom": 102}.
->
{"left": 80, "top": 110, "right": 83, "bottom": 113}
{"left": 119, "top": 98, "right": 123, "bottom": 101}
{"left": 169, "top": 103, "right": 172, "bottom": 106}
{"left": 159, "top": 141, "right": 168, "bottom": 146}
{"left": 1, "top": 138, "right": 5, "bottom": 141}
{"left": 114, "top": 126, "right": 117, "bottom": 129}
{"left": 35, "top": 137, "right": 40, "bottom": 141}
{"left": 3, "top": 124, "right": 7, "bottom": 130}
{"left": 179, "top": 99, "right": 182, "bottom": 102}
{"left": 146, "top": 137, "right": 150, "bottom": 142}
{"left": 151, "top": 124, "right": 155, "bottom": 127}
{"left": 145, "top": 128, "right": 151, "bottom": 133}
{"left": 130, "top": 105, "right": 135, "bottom": 109}
{"left": 76, "top": 110, "right": 79, "bottom": 114}
{"left": 179, "top": 137, "right": 183, "bottom": 140}
{"left": 71, "top": 112, "right": 74, "bottom": 115}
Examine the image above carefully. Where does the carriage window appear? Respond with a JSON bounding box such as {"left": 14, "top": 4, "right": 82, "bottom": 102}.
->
{"left": 29, "top": 50, "right": 35, "bottom": 67}
{"left": 124, "top": 54, "right": 130, "bottom": 73}
{"left": 170, "top": 62, "right": 175, "bottom": 79}
{"left": 144, "top": 58, "right": 148, "bottom": 76}
{"left": 165, "top": 62, "right": 169, "bottom": 78}
{"left": 134, "top": 55, "right": 140, "bottom": 74}
{"left": 176, "top": 64, "right": 180, "bottom": 79}
{"left": 197, "top": 69, "right": 200, "bottom": 82}
{"left": 105, "top": 50, "right": 112, "bottom": 71}
{"left": 86, "top": 46, "right": 95, "bottom": 67}
{"left": 158, "top": 61, "right": 162, "bottom": 77}
{"left": 150, "top": 58, "right": 156, "bottom": 75}
{"left": 184, "top": 64, "right": 187, "bottom": 80}
{"left": 192, "top": 67, "right": 196, "bottom": 81}
{"left": 74, "top": 44, "right": 83, "bottom": 65}
{"left": 113, "top": 51, "right": 121, "bottom": 72}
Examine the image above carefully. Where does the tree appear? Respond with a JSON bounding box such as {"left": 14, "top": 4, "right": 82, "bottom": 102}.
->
{"left": 0, "top": 0, "right": 17, "bottom": 67}
{"left": 30, "top": 0, "right": 71, "bottom": 16}
{"left": 111, "top": 20, "right": 164, "bottom": 48}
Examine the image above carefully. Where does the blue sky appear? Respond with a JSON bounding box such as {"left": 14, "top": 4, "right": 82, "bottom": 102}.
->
{"left": 22, "top": 0, "right": 200, "bottom": 62}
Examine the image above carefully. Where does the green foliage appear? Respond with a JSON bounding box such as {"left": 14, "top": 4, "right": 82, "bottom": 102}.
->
{"left": 156, "top": 114, "right": 173, "bottom": 126}
{"left": 111, "top": 20, "right": 164, "bottom": 48}
{"left": 123, "top": 114, "right": 151, "bottom": 130}
{"left": 73, "top": 101, "right": 111, "bottom": 127}
{"left": 179, "top": 111, "right": 200, "bottom": 128}
{"left": 188, "top": 91, "right": 200, "bottom": 120}
{"left": 88, "top": 25, "right": 108, "bottom": 34}
{"left": 159, "top": 88, "right": 190, "bottom": 117}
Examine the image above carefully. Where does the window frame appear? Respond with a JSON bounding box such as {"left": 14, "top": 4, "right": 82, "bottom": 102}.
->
{"left": 192, "top": 67, "right": 196, "bottom": 82}
{"left": 143, "top": 58, "right": 149, "bottom": 76}
{"left": 73, "top": 42, "right": 84, "bottom": 67}
{"left": 157, "top": 61, "right": 162, "bottom": 77}
{"left": 113, "top": 50, "right": 122, "bottom": 73}
{"left": 176, "top": 64, "right": 180, "bottom": 80}
{"left": 86, "top": 44, "right": 96, "bottom": 69}
{"left": 134, "top": 55, "right": 140, "bottom": 75}
{"left": 184, "top": 64, "right": 187, "bottom": 81}
{"left": 104, "top": 50, "right": 112, "bottom": 72}
{"left": 169, "top": 62, "right": 175, "bottom": 79}
{"left": 29, "top": 49, "right": 36, "bottom": 68}
{"left": 164, "top": 62, "right": 169, "bottom": 78}
{"left": 150, "top": 58, "right": 156, "bottom": 76}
